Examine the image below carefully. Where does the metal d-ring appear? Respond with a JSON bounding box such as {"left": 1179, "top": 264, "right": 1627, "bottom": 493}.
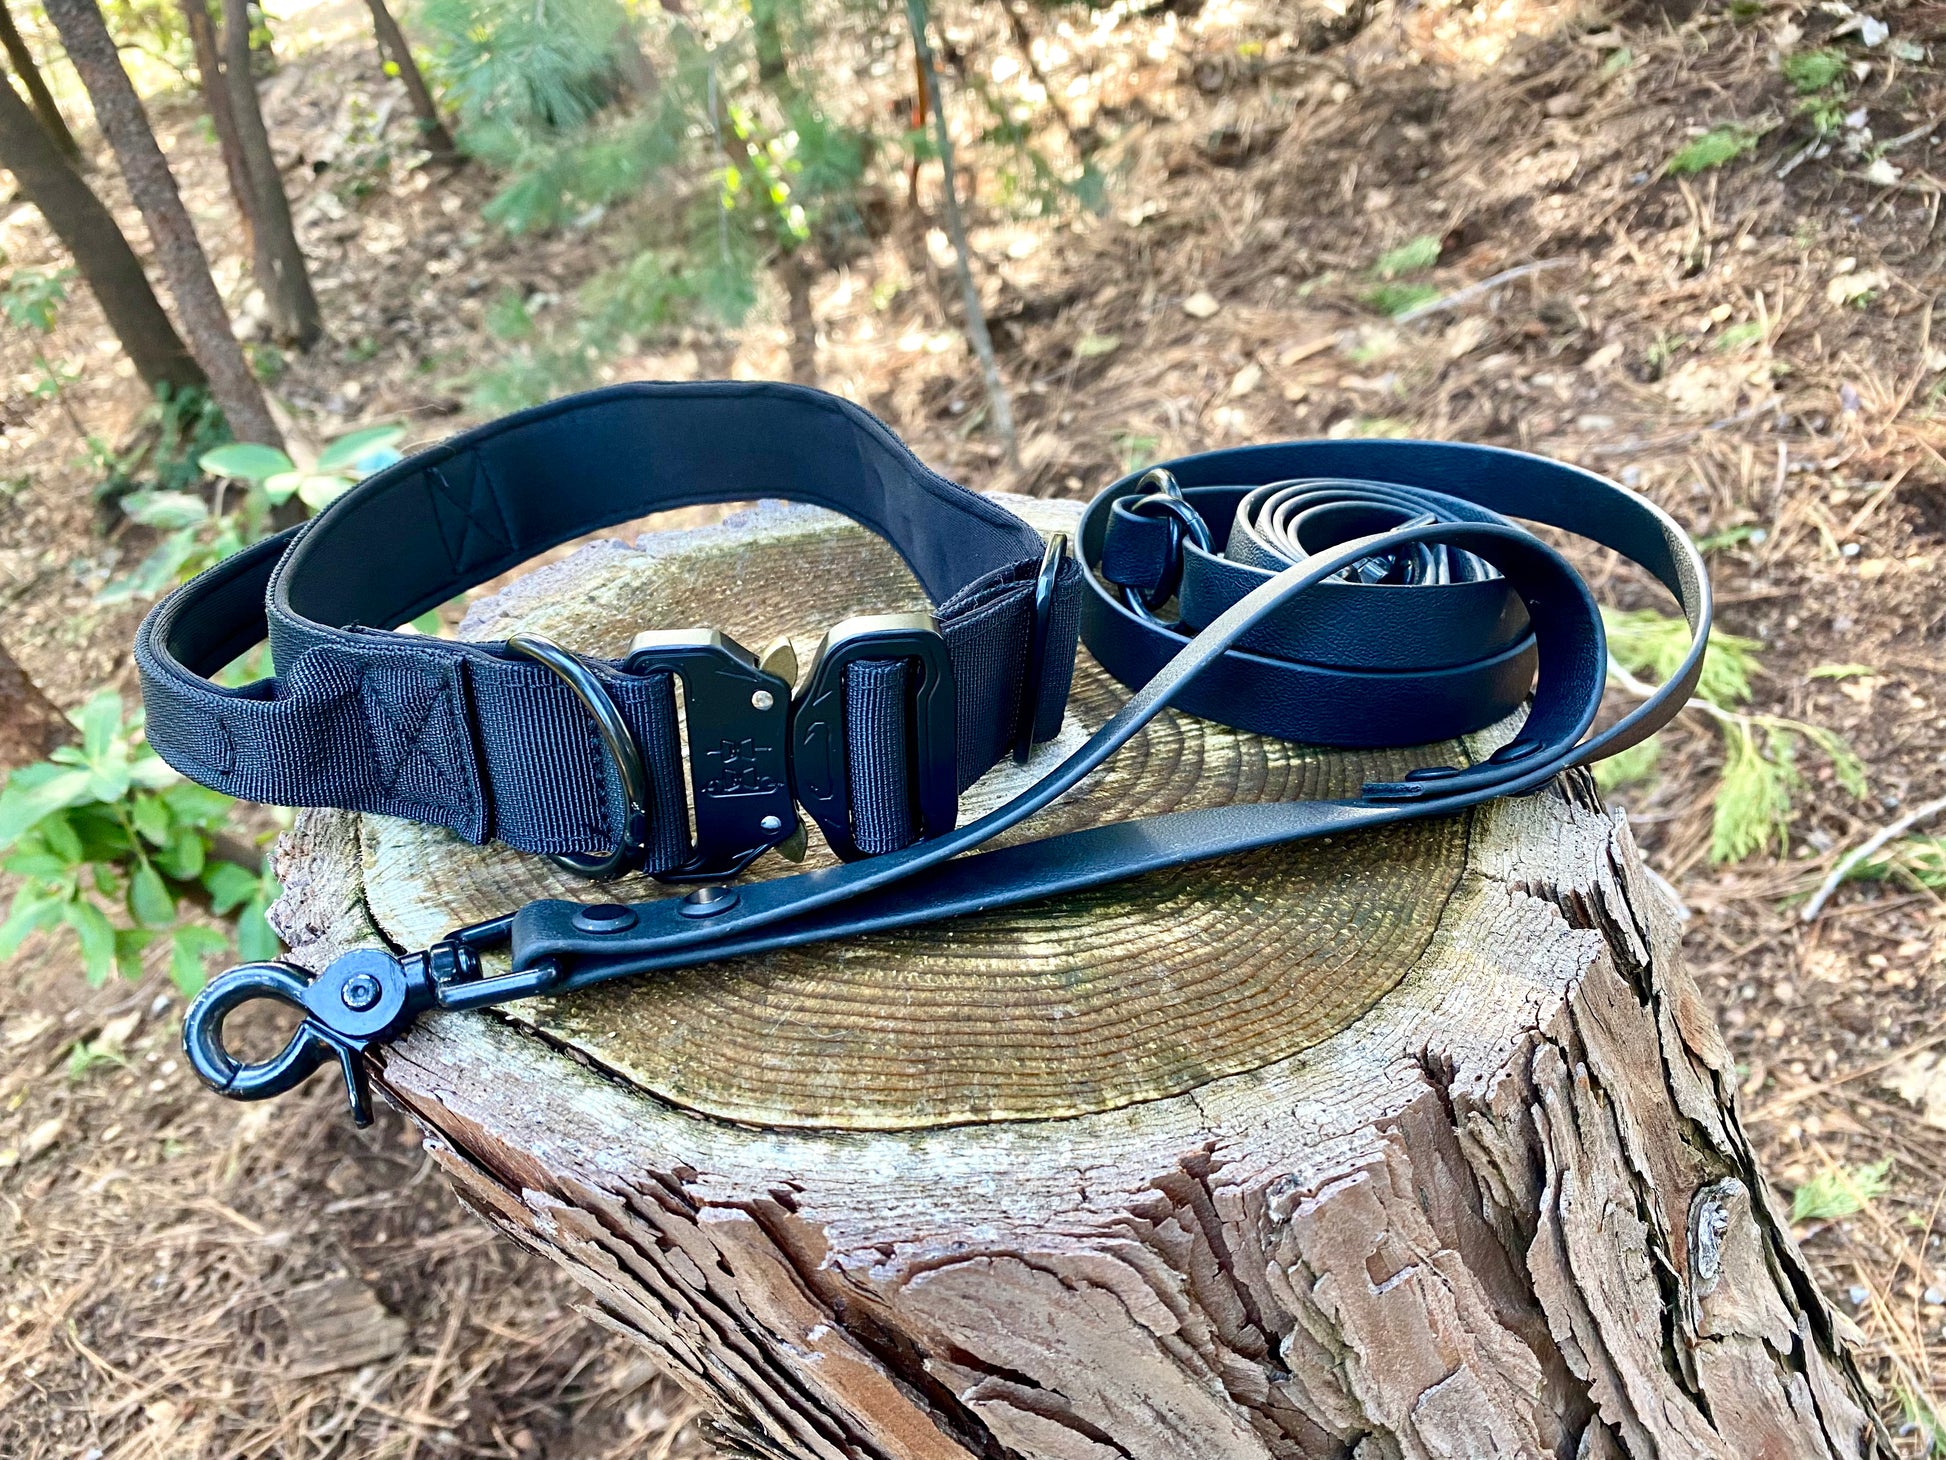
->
{"left": 506, "top": 632, "right": 650, "bottom": 879}
{"left": 1124, "top": 469, "right": 1213, "bottom": 619}
{"left": 1013, "top": 532, "right": 1069, "bottom": 764}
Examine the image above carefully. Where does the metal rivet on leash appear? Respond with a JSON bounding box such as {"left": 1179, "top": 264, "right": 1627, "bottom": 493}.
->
{"left": 680, "top": 885, "right": 740, "bottom": 918}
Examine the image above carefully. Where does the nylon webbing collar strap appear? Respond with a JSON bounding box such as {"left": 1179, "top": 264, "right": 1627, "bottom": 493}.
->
{"left": 137, "top": 382, "right": 1086, "bottom": 878}
{"left": 166, "top": 401, "right": 1712, "bottom": 1125}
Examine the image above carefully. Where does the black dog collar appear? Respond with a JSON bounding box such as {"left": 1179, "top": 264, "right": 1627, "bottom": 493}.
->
{"left": 136, "top": 382, "right": 1084, "bottom": 877}
{"left": 147, "top": 384, "right": 1710, "bottom": 1123}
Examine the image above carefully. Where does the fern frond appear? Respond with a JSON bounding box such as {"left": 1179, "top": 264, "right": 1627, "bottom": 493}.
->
{"left": 1603, "top": 607, "right": 1760, "bottom": 708}
{"left": 1791, "top": 1158, "right": 1892, "bottom": 1223}
{"left": 1593, "top": 735, "right": 1661, "bottom": 794}
{"left": 1856, "top": 837, "right": 1946, "bottom": 890}
{"left": 1796, "top": 722, "right": 1869, "bottom": 799}
{"left": 1711, "top": 721, "right": 1800, "bottom": 863}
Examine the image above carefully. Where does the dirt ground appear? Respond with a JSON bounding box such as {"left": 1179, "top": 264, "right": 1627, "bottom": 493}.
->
{"left": 6, "top": 0, "right": 1946, "bottom": 1452}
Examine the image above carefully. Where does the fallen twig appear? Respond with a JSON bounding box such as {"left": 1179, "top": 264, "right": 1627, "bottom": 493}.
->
{"left": 1800, "top": 793, "right": 1946, "bottom": 923}
{"left": 1393, "top": 257, "right": 1577, "bottom": 324}
{"left": 1881, "top": 112, "right": 1946, "bottom": 152}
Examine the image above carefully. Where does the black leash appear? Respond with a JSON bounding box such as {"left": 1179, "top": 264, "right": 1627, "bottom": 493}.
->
{"left": 140, "top": 383, "right": 1707, "bottom": 1124}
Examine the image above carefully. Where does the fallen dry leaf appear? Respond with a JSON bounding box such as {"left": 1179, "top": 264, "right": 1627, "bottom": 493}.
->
{"left": 1182, "top": 290, "right": 1221, "bottom": 319}
{"left": 93, "top": 1010, "right": 142, "bottom": 1058}
{"left": 1827, "top": 266, "right": 1889, "bottom": 305}
{"left": 21, "top": 1117, "right": 64, "bottom": 1163}
{"left": 4, "top": 1012, "right": 55, "bottom": 1047}
{"left": 1885, "top": 1049, "right": 1946, "bottom": 1128}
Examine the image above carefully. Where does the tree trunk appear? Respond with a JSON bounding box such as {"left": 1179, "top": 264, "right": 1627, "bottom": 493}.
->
{"left": 41, "top": 0, "right": 280, "bottom": 447}
{"left": 609, "top": 14, "right": 657, "bottom": 101}
{"left": 272, "top": 495, "right": 1890, "bottom": 1460}
{"left": 0, "top": 0, "right": 81, "bottom": 163}
{"left": 0, "top": 639, "right": 72, "bottom": 770}
{"left": 359, "top": 0, "right": 457, "bottom": 164}
{"left": 0, "top": 71, "right": 206, "bottom": 394}
{"left": 779, "top": 249, "right": 817, "bottom": 385}
{"left": 221, "top": 0, "right": 319, "bottom": 348}
{"left": 906, "top": 0, "right": 1017, "bottom": 468}
{"left": 177, "top": 0, "right": 259, "bottom": 271}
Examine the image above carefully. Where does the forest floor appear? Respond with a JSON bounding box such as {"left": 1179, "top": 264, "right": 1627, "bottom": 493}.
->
{"left": 6, "top": 0, "right": 1946, "bottom": 1453}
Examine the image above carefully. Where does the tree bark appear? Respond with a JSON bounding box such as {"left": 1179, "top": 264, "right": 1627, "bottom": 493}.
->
{"left": 906, "top": 0, "right": 1017, "bottom": 468}
{"left": 608, "top": 14, "right": 657, "bottom": 101}
{"left": 0, "top": 0, "right": 81, "bottom": 163}
{"left": 359, "top": 0, "right": 457, "bottom": 164}
{"left": 177, "top": 0, "right": 258, "bottom": 270}
{"left": 41, "top": 0, "right": 280, "bottom": 447}
{"left": 0, "top": 70, "right": 206, "bottom": 394}
{"left": 221, "top": 0, "right": 319, "bottom": 348}
{"left": 273, "top": 495, "right": 1890, "bottom": 1460}
{"left": 780, "top": 248, "right": 817, "bottom": 385}
{"left": 0, "top": 639, "right": 72, "bottom": 770}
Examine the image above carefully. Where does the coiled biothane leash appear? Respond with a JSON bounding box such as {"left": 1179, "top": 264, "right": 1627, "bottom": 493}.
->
{"left": 132, "top": 382, "right": 1707, "bottom": 1123}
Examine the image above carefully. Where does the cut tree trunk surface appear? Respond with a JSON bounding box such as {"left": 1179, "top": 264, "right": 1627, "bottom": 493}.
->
{"left": 273, "top": 495, "right": 1885, "bottom": 1460}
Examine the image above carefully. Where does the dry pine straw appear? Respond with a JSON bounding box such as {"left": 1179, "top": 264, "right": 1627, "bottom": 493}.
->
{"left": 7, "top": 0, "right": 1946, "bottom": 1451}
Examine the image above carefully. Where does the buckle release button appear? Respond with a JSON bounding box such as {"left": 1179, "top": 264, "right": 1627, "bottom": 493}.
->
{"left": 625, "top": 628, "right": 797, "bottom": 881}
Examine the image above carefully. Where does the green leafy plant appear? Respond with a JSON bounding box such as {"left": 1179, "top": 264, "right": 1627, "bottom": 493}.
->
{"left": 0, "top": 691, "right": 279, "bottom": 994}
{"left": 201, "top": 423, "right": 408, "bottom": 515}
{"left": 1666, "top": 125, "right": 1758, "bottom": 176}
{"left": 1791, "top": 1158, "right": 1892, "bottom": 1223}
{"left": 1359, "top": 235, "right": 1442, "bottom": 317}
{"left": 1693, "top": 522, "right": 1765, "bottom": 553}
{"left": 1373, "top": 234, "right": 1442, "bottom": 279}
{"left": 67, "top": 1037, "right": 127, "bottom": 1081}
{"left": 98, "top": 383, "right": 232, "bottom": 505}
{"left": 1111, "top": 430, "right": 1160, "bottom": 475}
{"left": 101, "top": 424, "right": 407, "bottom": 604}
{"left": 964, "top": 70, "right": 1105, "bottom": 219}
{"left": 424, "top": 0, "right": 863, "bottom": 252}
{"left": 1808, "top": 662, "right": 1876, "bottom": 681}
{"left": 1782, "top": 48, "right": 1847, "bottom": 94}
{"left": 1712, "top": 321, "right": 1766, "bottom": 354}
{"left": 1592, "top": 736, "right": 1661, "bottom": 794}
{"left": 1849, "top": 837, "right": 1946, "bottom": 891}
{"left": 1780, "top": 48, "right": 1852, "bottom": 138}
{"left": 1603, "top": 609, "right": 1866, "bottom": 862}
{"left": 1898, "top": 1380, "right": 1946, "bottom": 1457}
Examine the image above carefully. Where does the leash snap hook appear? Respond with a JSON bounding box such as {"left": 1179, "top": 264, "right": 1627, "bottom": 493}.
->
{"left": 182, "top": 947, "right": 431, "bottom": 1126}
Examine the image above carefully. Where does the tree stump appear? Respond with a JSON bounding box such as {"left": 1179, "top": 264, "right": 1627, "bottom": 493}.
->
{"left": 271, "top": 494, "right": 1885, "bottom": 1460}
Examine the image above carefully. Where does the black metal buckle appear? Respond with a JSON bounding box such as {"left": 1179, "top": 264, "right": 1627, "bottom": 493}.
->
{"left": 790, "top": 612, "right": 958, "bottom": 862}
{"left": 507, "top": 629, "right": 798, "bottom": 881}
{"left": 624, "top": 628, "right": 798, "bottom": 881}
